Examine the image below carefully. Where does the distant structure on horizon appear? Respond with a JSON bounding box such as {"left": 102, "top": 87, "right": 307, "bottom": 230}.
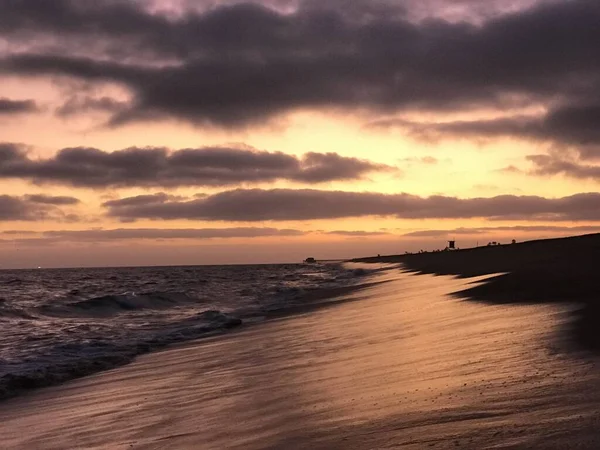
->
{"left": 447, "top": 240, "right": 456, "bottom": 250}
{"left": 304, "top": 257, "right": 316, "bottom": 264}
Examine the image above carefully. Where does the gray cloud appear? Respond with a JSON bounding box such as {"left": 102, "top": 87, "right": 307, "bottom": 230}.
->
{"left": 102, "top": 188, "right": 600, "bottom": 222}
{"left": 0, "top": 98, "right": 38, "bottom": 115}
{"left": 25, "top": 194, "right": 81, "bottom": 205}
{"left": 369, "top": 116, "right": 541, "bottom": 141}
{"left": 56, "top": 96, "right": 128, "bottom": 117}
{"left": 527, "top": 154, "right": 600, "bottom": 181}
{"left": 1, "top": 0, "right": 599, "bottom": 133}
{"left": 0, "top": 143, "right": 393, "bottom": 188}
{"left": 0, "top": 194, "right": 80, "bottom": 221}
{"left": 379, "top": 103, "right": 600, "bottom": 158}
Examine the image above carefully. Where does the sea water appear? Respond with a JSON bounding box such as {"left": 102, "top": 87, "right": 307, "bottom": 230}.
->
{"left": 0, "top": 263, "right": 372, "bottom": 399}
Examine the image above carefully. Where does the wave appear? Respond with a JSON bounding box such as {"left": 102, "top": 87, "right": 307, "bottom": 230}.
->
{"left": 0, "top": 300, "right": 35, "bottom": 319}
{"left": 0, "top": 310, "right": 241, "bottom": 401}
{"left": 0, "top": 262, "right": 381, "bottom": 402}
{"left": 39, "top": 291, "right": 203, "bottom": 317}
{"left": 0, "top": 307, "right": 34, "bottom": 319}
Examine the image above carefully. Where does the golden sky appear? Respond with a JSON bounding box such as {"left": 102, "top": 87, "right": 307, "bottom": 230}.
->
{"left": 0, "top": 0, "right": 599, "bottom": 267}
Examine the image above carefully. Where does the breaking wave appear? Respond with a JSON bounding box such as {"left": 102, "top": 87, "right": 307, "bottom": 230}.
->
{"left": 0, "top": 310, "right": 241, "bottom": 400}
{"left": 39, "top": 291, "right": 203, "bottom": 317}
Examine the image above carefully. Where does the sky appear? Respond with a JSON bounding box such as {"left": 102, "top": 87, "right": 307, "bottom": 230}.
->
{"left": 1, "top": 0, "right": 600, "bottom": 268}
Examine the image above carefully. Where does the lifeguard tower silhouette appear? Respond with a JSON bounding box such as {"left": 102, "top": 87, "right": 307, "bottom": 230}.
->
{"left": 447, "top": 240, "right": 456, "bottom": 250}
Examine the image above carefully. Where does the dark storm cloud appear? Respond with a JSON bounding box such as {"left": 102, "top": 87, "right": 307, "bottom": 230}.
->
{"left": 0, "top": 98, "right": 38, "bottom": 115}
{"left": 0, "top": 194, "right": 80, "bottom": 221}
{"left": 0, "top": 143, "right": 392, "bottom": 188}
{"left": 1, "top": 0, "right": 599, "bottom": 131}
{"left": 102, "top": 189, "right": 600, "bottom": 222}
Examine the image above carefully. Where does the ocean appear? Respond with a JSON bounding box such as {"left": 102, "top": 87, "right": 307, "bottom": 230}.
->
{"left": 0, "top": 262, "right": 374, "bottom": 400}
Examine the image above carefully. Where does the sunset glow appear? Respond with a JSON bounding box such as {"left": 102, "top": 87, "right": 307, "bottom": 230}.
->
{"left": 1, "top": 0, "right": 599, "bottom": 267}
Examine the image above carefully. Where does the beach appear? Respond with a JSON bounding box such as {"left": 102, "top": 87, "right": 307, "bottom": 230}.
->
{"left": 356, "top": 233, "right": 600, "bottom": 351}
{"left": 3, "top": 0, "right": 600, "bottom": 448}
{"left": 2, "top": 0, "right": 598, "bottom": 447}
{"left": 1, "top": 250, "right": 600, "bottom": 448}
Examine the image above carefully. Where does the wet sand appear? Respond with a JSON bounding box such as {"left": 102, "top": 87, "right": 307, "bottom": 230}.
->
{"left": 1, "top": 265, "right": 599, "bottom": 449}
{"left": 355, "top": 232, "right": 600, "bottom": 351}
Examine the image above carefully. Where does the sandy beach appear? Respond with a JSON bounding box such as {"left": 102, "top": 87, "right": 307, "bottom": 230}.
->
{"left": 356, "top": 233, "right": 600, "bottom": 351}
{"left": 3, "top": 0, "right": 600, "bottom": 447}
{"left": 1, "top": 257, "right": 600, "bottom": 449}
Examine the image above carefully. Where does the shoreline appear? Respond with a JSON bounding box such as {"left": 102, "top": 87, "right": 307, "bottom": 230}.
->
{"left": 0, "top": 267, "right": 383, "bottom": 402}
{"left": 354, "top": 232, "right": 600, "bottom": 351}
{"left": 2, "top": 234, "right": 600, "bottom": 447}
{"left": 2, "top": 267, "right": 599, "bottom": 448}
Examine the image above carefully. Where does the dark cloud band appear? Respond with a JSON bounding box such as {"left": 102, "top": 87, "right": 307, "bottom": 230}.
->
{"left": 102, "top": 188, "right": 600, "bottom": 222}
{"left": 527, "top": 154, "right": 600, "bottom": 182}
{"left": 0, "top": 194, "right": 80, "bottom": 221}
{"left": 0, "top": 98, "right": 38, "bottom": 115}
{"left": 0, "top": 143, "right": 393, "bottom": 188}
{"left": 1, "top": 0, "right": 599, "bottom": 136}
{"left": 374, "top": 103, "right": 600, "bottom": 159}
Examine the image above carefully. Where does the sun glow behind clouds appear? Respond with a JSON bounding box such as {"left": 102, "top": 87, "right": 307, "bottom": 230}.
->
{"left": 0, "top": 0, "right": 599, "bottom": 267}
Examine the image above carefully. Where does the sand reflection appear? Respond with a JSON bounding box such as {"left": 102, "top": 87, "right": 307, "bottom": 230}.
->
{"left": 0, "top": 266, "right": 598, "bottom": 449}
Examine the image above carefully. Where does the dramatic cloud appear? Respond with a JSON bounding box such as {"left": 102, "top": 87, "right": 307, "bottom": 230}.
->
{"left": 102, "top": 189, "right": 600, "bottom": 222}
{"left": 0, "top": 98, "right": 38, "bottom": 115}
{"left": 0, "top": 143, "right": 393, "bottom": 188}
{"left": 0, "top": 194, "right": 80, "bottom": 221}
{"left": 1, "top": 0, "right": 599, "bottom": 133}
{"left": 527, "top": 154, "right": 600, "bottom": 181}
{"left": 380, "top": 103, "right": 600, "bottom": 158}
{"left": 0, "top": 196, "right": 37, "bottom": 221}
